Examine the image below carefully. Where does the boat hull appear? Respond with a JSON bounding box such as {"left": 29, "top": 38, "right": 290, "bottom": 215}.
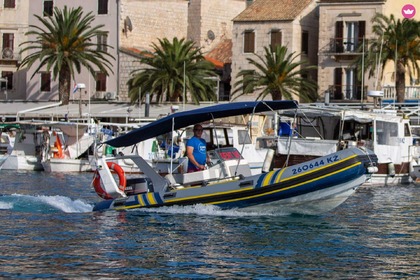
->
{"left": 0, "top": 155, "right": 8, "bottom": 170}
{"left": 2, "top": 155, "right": 43, "bottom": 171}
{"left": 274, "top": 154, "right": 412, "bottom": 186}
{"left": 237, "top": 175, "right": 365, "bottom": 215}
{"left": 93, "top": 148, "right": 377, "bottom": 214}
{"left": 42, "top": 158, "right": 94, "bottom": 173}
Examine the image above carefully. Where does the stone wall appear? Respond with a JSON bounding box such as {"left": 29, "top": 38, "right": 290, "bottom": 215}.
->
{"left": 231, "top": 1, "right": 319, "bottom": 102}
{"left": 318, "top": 2, "right": 384, "bottom": 101}
{"left": 192, "top": 0, "right": 246, "bottom": 53}
{"left": 120, "top": 0, "right": 189, "bottom": 51}
{"left": 119, "top": 0, "right": 247, "bottom": 102}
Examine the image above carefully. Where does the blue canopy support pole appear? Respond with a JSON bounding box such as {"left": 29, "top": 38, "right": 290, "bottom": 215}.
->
{"left": 170, "top": 117, "right": 175, "bottom": 175}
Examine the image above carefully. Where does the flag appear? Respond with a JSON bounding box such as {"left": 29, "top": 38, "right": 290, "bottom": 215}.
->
{"left": 73, "top": 83, "right": 78, "bottom": 93}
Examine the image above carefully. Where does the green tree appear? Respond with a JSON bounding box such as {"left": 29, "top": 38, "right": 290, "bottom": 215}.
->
{"left": 359, "top": 13, "right": 419, "bottom": 103}
{"left": 232, "top": 45, "right": 318, "bottom": 101}
{"left": 128, "top": 37, "right": 217, "bottom": 104}
{"left": 19, "top": 6, "right": 114, "bottom": 105}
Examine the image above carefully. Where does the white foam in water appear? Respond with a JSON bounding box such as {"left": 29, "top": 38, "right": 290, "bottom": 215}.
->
{"left": 35, "top": 195, "right": 93, "bottom": 213}
{"left": 5, "top": 194, "right": 93, "bottom": 213}
{"left": 0, "top": 201, "right": 13, "bottom": 210}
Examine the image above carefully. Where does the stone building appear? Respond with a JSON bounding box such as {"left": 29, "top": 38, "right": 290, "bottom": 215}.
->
{"left": 317, "top": 0, "right": 419, "bottom": 103}
{"left": 231, "top": 0, "right": 319, "bottom": 101}
{"left": 0, "top": 0, "right": 248, "bottom": 103}
{"left": 118, "top": 0, "right": 247, "bottom": 102}
{"left": 0, "top": 0, "right": 119, "bottom": 103}
{"left": 0, "top": 0, "right": 29, "bottom": 101}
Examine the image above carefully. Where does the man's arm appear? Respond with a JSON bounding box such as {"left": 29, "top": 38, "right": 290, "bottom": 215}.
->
{"left": 186, "top": 146, "right": 205, "bottom": 170}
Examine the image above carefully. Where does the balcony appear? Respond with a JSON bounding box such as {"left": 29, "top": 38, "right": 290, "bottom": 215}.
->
{"left": 326, "top": 85, "right": 420, "bottom": 103}
{"left": 327, "top": 85, "right": 367, "bottom": 101}
{"left": 382, "top": 86, "right": 420, "bottom": 101}
{"left": 324, "top": 38, "right": 366, "bottom": 62}
{"left": 0, "top": 48, "right": 21, "bottom": 65}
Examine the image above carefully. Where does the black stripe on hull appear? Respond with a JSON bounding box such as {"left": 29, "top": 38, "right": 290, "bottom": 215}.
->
{"left": 159, "top": 154, "right": 370, "bottom": 208}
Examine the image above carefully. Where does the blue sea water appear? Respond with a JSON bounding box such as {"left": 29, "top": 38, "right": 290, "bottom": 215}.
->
{"left": 0, "top": 170, "right": 418, "bottom": 279}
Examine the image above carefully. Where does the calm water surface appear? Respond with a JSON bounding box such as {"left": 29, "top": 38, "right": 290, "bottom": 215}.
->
{"left": 0, "top": 170, "right": 418, "bottom": 279}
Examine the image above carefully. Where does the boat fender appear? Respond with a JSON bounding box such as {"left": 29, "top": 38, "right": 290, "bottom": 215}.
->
{"left": 367, "top": 166, "right": 378, "bottom": 174}
{"left": 92, "top": 162, "right": 127, "bottom": 199}
{"left": 387, "top": 162, "right": 395, "bottom": 178}
{"left": 52, "top": 131, "right": 64, "bottom": 159}
{"left": 409, "top": 160, "right": 418, "bottom": 180}
{"left": 409, "top": 159, "right": 417, "bottom": 173}
{"left": 262, "top": 149, "right": 275, "bottom": 173}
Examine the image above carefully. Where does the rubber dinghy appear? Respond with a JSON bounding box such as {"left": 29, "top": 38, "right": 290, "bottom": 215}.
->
{"left": 91, "top": 101, "right": 378, "bottom": 214}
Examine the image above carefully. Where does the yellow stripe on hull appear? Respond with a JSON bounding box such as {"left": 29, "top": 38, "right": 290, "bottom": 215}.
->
{"left": 115, "top": 154, "right": 361, "bottom": 210}
{"left": 211, "top": 161, "right": 361, "bottom": 205}
{"left": 167, "top": 155, "right": 360, "bottom": 205}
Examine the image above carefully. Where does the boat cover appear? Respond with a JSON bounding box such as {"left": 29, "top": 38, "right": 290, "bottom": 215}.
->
{"left": 105, "top": 101, "right": 298, "bottom": 147}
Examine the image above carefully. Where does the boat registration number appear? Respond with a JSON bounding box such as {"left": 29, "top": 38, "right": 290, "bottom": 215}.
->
{"left": 291, "top": 155, "right": 339, "bottom": 174}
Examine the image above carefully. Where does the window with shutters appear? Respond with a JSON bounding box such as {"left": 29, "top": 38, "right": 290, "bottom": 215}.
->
{"left": 244, "top": 30, "right": 255, "bottom": 53}
{"left": 4, "top": 0, "right": 16, "bottom": 8}
{"left": 97, "top": 33, "right": 108, "bottom": 51}
{"left": 335, "top": 21, "right": 365, "bottom": 52}
{"left": 96, "top": 72, "right": 107, "bottom": 92}
{"left": 2, "top": 33, "right": 14, "bottom": 59}
{"left": 1, "top": 72, "right": 13, "bottom": 90}
{"left": 2, "top": 33, "right": 14, "bottom": 49}
{"left": 41, "top": 72, "right": 51, "bottom": 92}
{"left": 43, "top": 0, "right": 53, "bottom": 17}
{"left": 334, "top": 68, "right": 343, "bottom": 99}
{"left": 270, "top": 30, "right": 282, "bottom": 51}
{"left": 301, "top": 31, "right": 309, "bottom": 55}
{"left": 98, "top": 0, "right": 108, "bottom": 15}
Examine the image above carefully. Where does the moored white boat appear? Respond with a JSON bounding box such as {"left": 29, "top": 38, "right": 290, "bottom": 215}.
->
{"left": 40, "top": 122, "right": 96, "bottom": 173}
{"left": 264, "top": 104, "right": 418, "bottom": 185}
{"left": 0, "top": 124, "right": 18, "bottom": 170}
{"left": 90, "top": 101, "right": 379, "bottom": 214}
{"left": 2, "top": 122, "right": 45, "bottom": 171}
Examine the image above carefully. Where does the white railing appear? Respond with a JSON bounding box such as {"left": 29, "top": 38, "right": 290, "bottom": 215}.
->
{"left": 383, "top": 86, "right": 420, "bottom": 100}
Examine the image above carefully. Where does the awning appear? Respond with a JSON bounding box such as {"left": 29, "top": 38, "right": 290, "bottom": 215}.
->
{"left": 105, "top": 100, "right": 298, "bottom": 147}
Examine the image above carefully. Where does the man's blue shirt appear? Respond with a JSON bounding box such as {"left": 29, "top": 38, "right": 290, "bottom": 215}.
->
{"left": 186, "top": 136, "right": 207, "bottom": 168}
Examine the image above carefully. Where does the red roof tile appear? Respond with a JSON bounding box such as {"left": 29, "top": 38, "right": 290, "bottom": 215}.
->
{"left": 205, "top": 39, "right": 232, "bottom": 68}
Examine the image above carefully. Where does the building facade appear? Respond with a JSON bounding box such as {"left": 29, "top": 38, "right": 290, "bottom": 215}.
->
{"left": 118, "top": 0, "right": 247, "bottom": 102}
{"left": 0, "top": 0, "right": 29, "bottom": 100}
{"left": 1, "top": 0, "right": 247, "bottom": 103}
{"left": 0, "top": 0, "right": 119, "bottom": 103}
{"left": 318, "top": 0, "right": 419, "bottom": 103}
{"left": 318, "top": 0, "right": 385, "bottom": 102}
{"left": 1, "top": 0, "right": 417, "bottom": 104}
{"left": 231, "top": 0, "right": 319, "bottom": 101}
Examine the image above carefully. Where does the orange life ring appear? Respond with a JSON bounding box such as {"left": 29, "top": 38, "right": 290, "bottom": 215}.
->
{"left": 92, "top": 162, "right": 127, "bottom": 200}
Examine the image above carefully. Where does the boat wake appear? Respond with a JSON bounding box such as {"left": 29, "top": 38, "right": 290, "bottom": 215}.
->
{"left": 0, "top": 194, "right": 93, "bottom": 213}
{"left": 133, "top": 204, "right": 293, "bottom": 217}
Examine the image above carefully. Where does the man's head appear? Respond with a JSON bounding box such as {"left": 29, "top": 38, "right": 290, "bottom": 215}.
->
{"left": 193, "top": 124, "right": 203, "bottom": 137}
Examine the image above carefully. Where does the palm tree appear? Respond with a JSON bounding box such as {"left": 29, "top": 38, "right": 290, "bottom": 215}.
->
{"left": 19, "top": 6, "right": 114, "bottom": 105}
{"left": 359, "top": 13, "right": 419, "bottom": 103}
{"left": 232, "top": 45, "right": 318, "bottom": 101}
{"left": 128, "top": 37, "right": 217, "bottom": 104}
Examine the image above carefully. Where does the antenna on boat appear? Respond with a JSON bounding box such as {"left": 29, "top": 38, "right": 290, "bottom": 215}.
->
{"left": 361, "top": 36, "right": 365, "bottom": 104}
{"left": 367, "top": 36, "right": 384, "bottom": 108}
